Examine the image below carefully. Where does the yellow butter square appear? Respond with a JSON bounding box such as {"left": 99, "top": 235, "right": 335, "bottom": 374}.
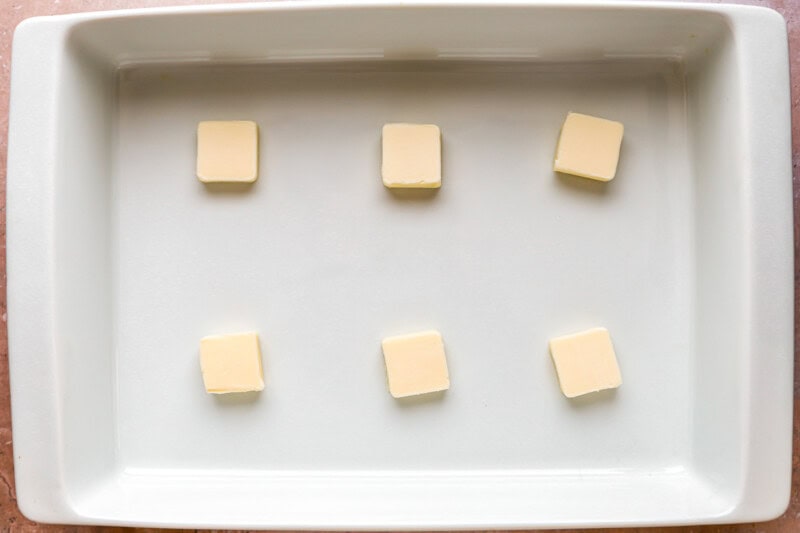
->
{"left": 549, "top": 327, "right": 622, "bottom": 398}
{"left": 381, "top": 123, "right": 441, "bottom": 188}
{"left": 199, "top": 332, "right": 264, "bottom": 394}
{"left": 554, "top": 112, "right": 624, "bottom": 181}
{"left": 382, "top": 330, "right": 449, "bottom": 398}
{"left": 196, "top": 120, "right": 258, "bottom": 183}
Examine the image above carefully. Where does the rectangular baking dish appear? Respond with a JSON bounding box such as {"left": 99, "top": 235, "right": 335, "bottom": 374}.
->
{"left": 6, "top": 1, "right": 793, "bottom": 528}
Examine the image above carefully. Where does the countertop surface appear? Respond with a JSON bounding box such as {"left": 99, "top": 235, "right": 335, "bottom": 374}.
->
{"left": 0, "top": 0, "right": 797, "bottom": 531}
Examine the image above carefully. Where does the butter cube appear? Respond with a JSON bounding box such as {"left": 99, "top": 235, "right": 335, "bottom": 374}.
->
{"left": 553, "top": 112, "right": 624, "bottom": 181}
{"left": 381, "top": 123, "right": 441, "bottom": 188}
{"left": 382, "top": 330, "right": 449, "bottom": 398}
{"left": 199, "top": 332, "right": 264, "bottom": 394}
{"left": 549, "top": 327, "right": 622, "bottom": 398}
{"left": 196, "top": 120, "right": 258, "bottom": 183}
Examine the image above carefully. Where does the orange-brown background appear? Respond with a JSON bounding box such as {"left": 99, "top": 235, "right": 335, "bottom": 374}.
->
{"left": 0, "top": 0, "right": 797, "bottom": 531}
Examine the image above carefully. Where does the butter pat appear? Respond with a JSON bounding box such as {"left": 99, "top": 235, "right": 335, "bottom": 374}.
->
{"left": 196, "top": 120, "right": 258, "bottom": 183}
{"left": 199, "top": 332, "right": 264, "bottom": 394}
{"left": 382, "top": 330, "right": 449, "bottom": 398}
{"left": 554, "top": 112, "right": 624, "bottom": 181}
{"left": 381, "top": 123, "right": 441, "bottom": 188}
{"left": 549, "top": 327, "right": 622, "bottom": 398}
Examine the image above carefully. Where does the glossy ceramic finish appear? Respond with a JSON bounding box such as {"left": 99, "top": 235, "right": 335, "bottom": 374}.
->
{"left": 1, "top": 0, "right": 797, "bottom": 530}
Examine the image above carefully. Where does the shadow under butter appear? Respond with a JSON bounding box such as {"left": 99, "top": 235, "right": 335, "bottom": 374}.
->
{"left": 213, "top": 390, "right": 262, "bottom": 406}
{"left": 201, "top": 181, "right": 257, "bottom": 195}
{"left": 395, "top": 389, "right": 447, "bottom": 407}
{"left": 566, "top": 387, "right": 618, "bottom": 409}
{"left": 385, "top": 186, "right": 441, "bottom": 203}
{"left": 554, "top": 171, "right": 613, "bottom": 196}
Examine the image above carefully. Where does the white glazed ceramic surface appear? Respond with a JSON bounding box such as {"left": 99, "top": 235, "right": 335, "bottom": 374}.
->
{"left": 6, "top": 1, "right": 793, "bottom": 528}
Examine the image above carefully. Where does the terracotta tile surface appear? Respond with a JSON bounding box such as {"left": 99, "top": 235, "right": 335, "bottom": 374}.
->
{"left": 0, "top": 0, "right": 796, "bottom": 531}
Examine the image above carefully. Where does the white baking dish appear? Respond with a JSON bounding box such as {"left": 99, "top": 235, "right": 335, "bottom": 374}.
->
{"left": 6, "top": 1, "right": 793, "bottom": 528}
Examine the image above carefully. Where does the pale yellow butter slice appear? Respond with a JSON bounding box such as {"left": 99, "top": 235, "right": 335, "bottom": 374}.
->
{"left": 199, "top": 332, "right": 264, "bottom": 394}
{"left": 554, "top": 112, "right": 624, "bottom": 181}
{"left": 382, "top": 330, "right": 449, "bottom": 398}
{"left": 196, "top": 120, "right": 258, "bottom": 183}
{"left": 549, "top": 327, "right": 622, "bottom": 398}
{"left": 381, "top": 123, "right": 441, "bottom": 188}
